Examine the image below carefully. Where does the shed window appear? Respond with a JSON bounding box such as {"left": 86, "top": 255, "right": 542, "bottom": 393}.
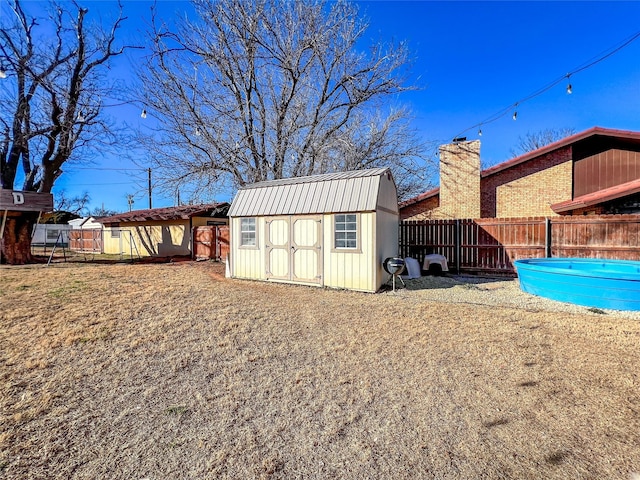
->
{"left": 111, "top": 228, "right": 120, "bottom": 238}
{"left": 335, "top": 214, "right": 357, "bottom": 249}
{"left": 46, "top": 229, "right": 60, "bottom": 240}
{"left": 240, "top": 218, "right": 256, "bottom": 246}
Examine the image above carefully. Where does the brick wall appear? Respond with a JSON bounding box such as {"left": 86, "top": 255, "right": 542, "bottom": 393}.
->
{"left": 496, "top": 162, "right": 573, "bottom": 217}
{"left": 440, "top": 140, "right": 481, "bottom": 218}
{"left": 400, "top": 194, "right": 440, "bottom": 220}
{"left": 481, "top": 146, "right": 572, "bottom": 217}
{"left": 399, "top": 143, "right": 576, "bottom": 220}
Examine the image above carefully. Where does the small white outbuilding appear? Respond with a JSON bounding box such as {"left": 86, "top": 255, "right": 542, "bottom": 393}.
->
{"left": 228, "top": 168, "right": 399, "bottom": 292}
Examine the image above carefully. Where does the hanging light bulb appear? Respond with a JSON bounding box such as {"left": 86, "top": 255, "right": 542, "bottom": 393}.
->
{"left": 566, "top": 74, "right": 572, "bottom": 94}
{"left": 195, "top": 126, "right": 201, "bottom": 136}
{"left": 512, "top": 110, "right": 518, "bottom": 121}
{"left": 141, "top": 109, "right": 147, "bottom": 119}
{"left": 77, "top": 111, "right": 85, "bottom": 122}
{"left": 478, "top": 128, "right": 483, "bottom": 137}
{"left": 0, "top": 68, "right": 6, "bottom": 79}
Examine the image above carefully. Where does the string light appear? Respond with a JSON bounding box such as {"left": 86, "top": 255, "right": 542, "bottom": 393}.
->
{"left": 140, "top": 109, "right": 147, "bottom": 119}
{"left": 478, "top": 128, "right": 482, "bottom": 137}
{"left": 452, "top": 29, "right": 640, "bottom": 140}
{"left": 0, "top": 68, "right": 6, "bottom": 79}
{"left": 77, "top": 111, "right": 85, "bottom": 122}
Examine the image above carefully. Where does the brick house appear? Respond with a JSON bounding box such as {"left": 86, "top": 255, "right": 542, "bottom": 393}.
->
{"left": 400, "top": 127, "right": 640, "bottom": 220}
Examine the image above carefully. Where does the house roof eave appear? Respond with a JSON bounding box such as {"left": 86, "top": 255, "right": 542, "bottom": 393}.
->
{"left": 98, "top": 202, "right": 230, "bottom": 224}
{"left": 481, "top": 126, "right": 640, "bottom": 178}
{"left": 551, "top": 178, "right": 640, "bottom": 213}
{"left": 398, "top": 187, "right": 440, "bottom": 208}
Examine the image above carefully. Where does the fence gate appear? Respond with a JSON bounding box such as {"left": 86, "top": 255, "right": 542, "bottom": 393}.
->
{"left": 192, "top": 225, "right": 230, "bottom": 260}
{"left": 68, "top": 229, "right": 103, "bottom": 253}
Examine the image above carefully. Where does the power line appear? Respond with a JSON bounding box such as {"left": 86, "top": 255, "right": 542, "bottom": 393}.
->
{"left": 64, "top": 182, "right": 136, "bottom": 186}
{"left": 453, "top": 29, "right": 640, "bottom": 140}
{"left": 69, "top": 166, "right": 148, "bottom": 171}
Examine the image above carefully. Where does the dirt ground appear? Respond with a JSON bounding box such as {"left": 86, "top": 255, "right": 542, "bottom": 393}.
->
{"left": 1, "top": 261, "right": 639, "bottom": 479}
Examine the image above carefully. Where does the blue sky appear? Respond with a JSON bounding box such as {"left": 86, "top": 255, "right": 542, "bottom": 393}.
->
{"left": 6, "top": 0, "right": 640, "bottom": 213}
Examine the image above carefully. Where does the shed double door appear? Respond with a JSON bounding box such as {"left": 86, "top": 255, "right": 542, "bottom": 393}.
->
{"left": 265, "top": 215, "right": 322, "bottom": 285}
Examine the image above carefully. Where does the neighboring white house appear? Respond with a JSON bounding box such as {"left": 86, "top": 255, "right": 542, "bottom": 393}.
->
{"left": 32, "top": 224, "right": 71, "bottom": 246}
{"left": 228, "top": 168, "right": 399, "bottom": 292}
{"left": 68, "top": 216, "right": 102, "bottom": 229}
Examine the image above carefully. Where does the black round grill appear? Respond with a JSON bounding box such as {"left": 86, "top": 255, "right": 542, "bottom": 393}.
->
{"left": 383, "top": 257, "right": 405, "bottom": 276}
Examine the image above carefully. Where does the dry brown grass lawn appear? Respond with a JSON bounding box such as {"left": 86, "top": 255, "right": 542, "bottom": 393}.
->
{"left": 1, "top": 261, "right": 639, "bottom": 479}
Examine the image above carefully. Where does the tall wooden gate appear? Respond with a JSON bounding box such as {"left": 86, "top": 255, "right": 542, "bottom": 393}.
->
{"left": 68, "top": 229, "right": 103, "bottom": 253}
{"left": 192, "top": 225, "right": 230, "bottom": 260}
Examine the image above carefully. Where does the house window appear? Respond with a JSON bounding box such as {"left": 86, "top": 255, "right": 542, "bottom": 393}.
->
{"left": 240, "top": 218, "right": 256, "bottom": 246}
{"left": 111, "top": 228, "right": 120, "bottom": 238}
{"left": 335, "top": 214, "right": 358, "bottom": 249}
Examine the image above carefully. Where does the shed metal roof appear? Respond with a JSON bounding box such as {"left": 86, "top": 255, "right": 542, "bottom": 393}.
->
{"left": 229, "top": 168, "right": 393, "bottom": 217}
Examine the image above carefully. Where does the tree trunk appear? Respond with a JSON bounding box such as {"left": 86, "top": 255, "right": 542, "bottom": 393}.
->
{"left": 0, "top": 212, "right": 38, "bottom": 265}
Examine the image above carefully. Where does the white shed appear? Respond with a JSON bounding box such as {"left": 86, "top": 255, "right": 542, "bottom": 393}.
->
{"left": 68, "top": 216, "right": 102, "bottom": 229}
{"left": 228, "top": 168, "right": 399, "bottom": 292}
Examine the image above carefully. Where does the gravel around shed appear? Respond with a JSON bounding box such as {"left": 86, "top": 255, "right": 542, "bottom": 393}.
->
{"left": 386, "top": 274, "right": 640, "bottom": 320}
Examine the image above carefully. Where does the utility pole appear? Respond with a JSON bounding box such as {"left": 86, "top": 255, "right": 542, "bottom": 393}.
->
{"left": 148, "top": 168, "right": 152, "bottom": 209}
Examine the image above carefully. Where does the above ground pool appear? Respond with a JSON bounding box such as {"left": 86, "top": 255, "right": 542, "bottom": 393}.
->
{"left": 514, "top": 258, "right": 640, "bottom": 311}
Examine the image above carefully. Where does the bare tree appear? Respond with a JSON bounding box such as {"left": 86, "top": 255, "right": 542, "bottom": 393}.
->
{"left": 0, "top": 0, "right": 137, "bottom": 264}
{"left": 91, "top": 205, "right": 118, "bottom": 217}
{"left": 510, "top": 128, "right": 576, "bottom": 157}
{"left": 137, "top": 0, "right": 433, "bottom": 200}
{"left": 55, "top": 190, "right": 90, "bottom": 215}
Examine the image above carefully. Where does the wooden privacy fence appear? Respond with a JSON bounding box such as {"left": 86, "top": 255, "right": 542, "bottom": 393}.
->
{"left": 399, "top": 215, "right": 640, "bottom": 275}
{"left": 192, "top": 225, "right": 230, "bottom": 261}
{"left": 68, "top": 229, "right": 103, "bottom": 253}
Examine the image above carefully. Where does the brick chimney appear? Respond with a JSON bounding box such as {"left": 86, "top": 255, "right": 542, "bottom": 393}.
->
{"left": 439, "top": 139, "right": 481, "bottom": 218}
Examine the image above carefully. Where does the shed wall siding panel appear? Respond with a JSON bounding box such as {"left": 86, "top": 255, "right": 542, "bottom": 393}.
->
{"left": 376, "top": 210, "right": 400, "bottom": 287}
{"left": 377, "top": 173, "right": 400, "bottom": 213}
{"left": 323, "top": 212, "right": 375, "bottom": 292}
{"left": 231, "top": 217, "right": 266, "bottom": 280}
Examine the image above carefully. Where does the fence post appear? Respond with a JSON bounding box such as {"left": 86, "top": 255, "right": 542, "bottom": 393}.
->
{"left": 545, "top": 217, "right": 552, "bottom": 258}
{"left": 455, "top": 219, "right": 461, "bottom": 274}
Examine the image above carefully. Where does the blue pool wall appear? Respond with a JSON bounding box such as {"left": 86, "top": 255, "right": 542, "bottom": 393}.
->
{"left": 514, "top": 258, "right": 640, "bottom": 311}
